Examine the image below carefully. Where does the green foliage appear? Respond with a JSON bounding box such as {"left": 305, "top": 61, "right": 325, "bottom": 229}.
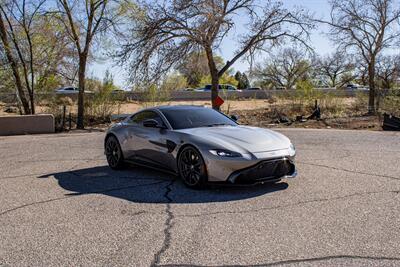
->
{"left": 161, "top": 73, "right": 188, "bottom": 91}
{"left": 272, "top": 80, "right": 345, "bottom": 117}
{"left": 36, "top": 74, "right": 62, "bottom": 93}
{"left": 353, "top": 91, "right": 369, "bottom": 112}
{"left": 295, "top": 80, "right": 321, "bottom": 101}
{"left": 142, "top": 83, "right": 171, "bottom": 107}
{"left": 84, "top": 72, "right": 122, "bottom": 121}
{"left": 381, "top": 88, "right": 400, "bottom": 116}
{"left": 234, "top": 71, "right": 250, "bottom": 89}
{"left": 199, "top": 73, "right": 238, "bottom": 87}
{"left": 85, "top": 88, "right": 119, "bottom": 121}
{"left": 86, "top": 78, "right": 103, "bottom": 92}
{"left": 177, "top": 51, "right": 225, "bottom": 87}
{"left": 0, "top": 68, "right": 14, "bottom": 94}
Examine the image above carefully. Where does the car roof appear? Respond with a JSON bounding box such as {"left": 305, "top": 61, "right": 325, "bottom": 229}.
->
{"left": 154, "top": 105, "right": 208, "bottom": 111}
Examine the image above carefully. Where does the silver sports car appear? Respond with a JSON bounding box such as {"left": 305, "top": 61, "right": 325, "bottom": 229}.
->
{"left": 105, "top": 105, "right": 296, "bottom": 188}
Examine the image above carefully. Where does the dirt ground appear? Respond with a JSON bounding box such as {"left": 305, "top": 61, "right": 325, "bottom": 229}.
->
{"left": 0, "top": 98, "right": 386, "bottom": 131}
{"left": 0, "top": 99, "right": 275, "bottom": 116}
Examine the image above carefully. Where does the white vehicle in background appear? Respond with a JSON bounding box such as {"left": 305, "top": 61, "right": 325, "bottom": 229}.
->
{"left": 55, "top": 87, "right": 79, "bottom": 94}
{"left": 55, "top": 87, "right": 92, "bottom": 94}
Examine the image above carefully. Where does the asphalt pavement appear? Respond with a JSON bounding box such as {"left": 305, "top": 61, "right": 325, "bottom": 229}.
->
{"left": 0, "top": 129, "right": 399, "bottom": 266}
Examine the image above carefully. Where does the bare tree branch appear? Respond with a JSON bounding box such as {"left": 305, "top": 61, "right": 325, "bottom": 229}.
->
{"left": 115, "top": 0, "right": 313, "bottom": 109}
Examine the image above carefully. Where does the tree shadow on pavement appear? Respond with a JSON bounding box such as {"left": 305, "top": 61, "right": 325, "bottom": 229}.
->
{"left": 38, "top": 165, "right": 289, "bottom": 204}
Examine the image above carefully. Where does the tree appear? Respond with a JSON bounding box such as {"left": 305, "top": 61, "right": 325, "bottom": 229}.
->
{"left": 57, "top": 0, "right": 117, "bottom": 129}
{"left": 33, "top": 15, "right": 78, "bottom": 93}
{"left": 199, "top": 72, "right": 238, "bottom": 88}
{"left": 0, "top": 0, "right": 47, "bottom": 114}
{"left": 253, "top": 47, "right": 311, "bottom": 90}
{"left": 376, "top": 55, "right": 400, "bottom": 90}
{"left": 161, "top": 73, "right": 188, "bottom": 92}
{"left": 0, "top": 10, "right": 31, "bottom": 113}
{"left": 322, "top": 0, "right": 400, "bottom": 113}
{"left": 234, "top": 71, "right": 250, "bottom": 89}
{"left": 116, "top": 0, "right": 313, "bottom": 109}
{"left": 177, "top": 52, "right": 224, "bottom": 88}
{"left": 314, "top": 51, "right": 355, "bottom": 88}
{"left": 103, "top": 69, "right": 114, "bottom": 88}
{"left": 0, "top": 51, "right": 15, "bottom": 95}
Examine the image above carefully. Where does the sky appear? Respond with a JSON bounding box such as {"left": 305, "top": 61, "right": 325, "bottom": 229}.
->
{"left": 90, "top": 0, "right": 334, "bottom": 89}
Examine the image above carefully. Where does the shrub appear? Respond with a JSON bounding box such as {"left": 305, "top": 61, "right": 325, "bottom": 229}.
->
{"left": 142, "top": 84, "right": 171, "bottom": 107}
{"left": 381, "top": 88, "right": 400, "bottom": 116}
{"left": 353, "top": 91, "right": 369, "bottom": 113}
{"left": 85, "top": 84, "right": 121, "bottom": 122}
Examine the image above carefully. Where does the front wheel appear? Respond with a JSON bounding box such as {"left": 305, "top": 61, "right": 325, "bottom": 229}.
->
{"left": 178, "top": 146, "right": 207, "bottom": 189}
{"left": 105, "top": 136, "right": 124, "bottom": 170}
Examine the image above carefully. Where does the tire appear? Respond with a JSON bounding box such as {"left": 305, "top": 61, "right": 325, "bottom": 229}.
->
{"left": 105, "top": 135, "right": 125, "bottom": 170}
{"left": 178, "top": 146, "right": 207, "bottom": 189}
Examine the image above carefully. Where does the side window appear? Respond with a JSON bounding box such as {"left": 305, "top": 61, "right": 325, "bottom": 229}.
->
{"left": 128, "top": 111, "right": 165, "bottom": 127}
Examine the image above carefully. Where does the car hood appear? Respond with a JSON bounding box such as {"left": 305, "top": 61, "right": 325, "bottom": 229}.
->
{"left": 177, "top": 125, "right": 291, "bottom": 153}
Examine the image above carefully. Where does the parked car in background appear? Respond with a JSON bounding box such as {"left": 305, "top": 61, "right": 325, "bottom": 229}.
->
{"left": 345, "top": 84, "right": 358, "bottom": 89}
{"left": 345, "top": 84, "right": 369, "bottom": 91}
{"left": 55, "top": 87, "right": 93, "bottom": 94}
{"left": 196, "top": 84, "right": 241, "bottom": 92}
{"left": 111, "top": 89, "right": 125, "bottom": 94}
{"left": 55, "top": 87, "right": 79, "bottom": 94}
{"left": 246, "top": 87, "right": 262, "bottom": 90}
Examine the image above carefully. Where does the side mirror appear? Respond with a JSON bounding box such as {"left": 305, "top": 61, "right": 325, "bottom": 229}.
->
{"left": 143, "top": 119, "right": 163, "bottom": 128}
{"left": 230, "top": 115, "right": 239, "bottom": 122}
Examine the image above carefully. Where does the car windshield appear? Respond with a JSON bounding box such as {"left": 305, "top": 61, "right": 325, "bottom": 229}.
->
{"left": 161, "top": 107, "right": 237, "bottom": 129}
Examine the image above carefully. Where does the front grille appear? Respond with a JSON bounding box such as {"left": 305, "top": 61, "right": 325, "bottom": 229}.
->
{"left": 231, "top": 158, "right": 295, "bottom": 184}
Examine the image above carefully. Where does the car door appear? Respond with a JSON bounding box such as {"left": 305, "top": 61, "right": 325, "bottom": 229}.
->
{"left": 126, "top": 110, "right": 173, "bottom": 169}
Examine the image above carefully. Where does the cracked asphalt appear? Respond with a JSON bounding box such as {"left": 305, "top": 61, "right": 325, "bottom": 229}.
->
{"left": 0, "top": 129, "right": 399, "bottom": 266}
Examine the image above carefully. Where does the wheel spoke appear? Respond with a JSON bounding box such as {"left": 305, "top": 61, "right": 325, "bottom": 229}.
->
{"left": 179, "top": 148, "right": 205, "bottom": 186}
{"left": 106, "top": 138, "right": 121, "bottom": 167}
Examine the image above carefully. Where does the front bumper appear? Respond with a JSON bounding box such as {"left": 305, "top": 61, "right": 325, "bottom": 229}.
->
{"left": 203, "top": 146, "right": 296, "bottom": 183}
{"left": 227, "top": 157, "right": 296, "bottom": 184}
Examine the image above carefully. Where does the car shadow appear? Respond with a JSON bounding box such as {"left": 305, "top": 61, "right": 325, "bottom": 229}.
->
{"left": 38, "top": 165, "right": 289, "bottom": 204}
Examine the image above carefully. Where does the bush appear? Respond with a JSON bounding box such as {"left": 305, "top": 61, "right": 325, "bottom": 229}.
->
{"left": 381, "top": 88, "right": 400, "bottom": 116}
{"left": 353, "top": 91, "right": 369, "bottom": 113}
{"left": 295, "top": 80, "right": 322, "bottom": 105}
{"left": 85, "top": 84, "right": 121, "bottom": 122}
{"left": 142, "top": 84, "right": 171, "bottom": 107}
{"left": 319, "top": 93, "right": 345, "bottom": 117}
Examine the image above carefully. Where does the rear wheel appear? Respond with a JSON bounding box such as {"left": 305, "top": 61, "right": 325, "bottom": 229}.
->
{"left": 178, "top": 146, "right": 207, "bottom": 189}
{"left": 105, "top": 136, "right": 124, "bottom": 169}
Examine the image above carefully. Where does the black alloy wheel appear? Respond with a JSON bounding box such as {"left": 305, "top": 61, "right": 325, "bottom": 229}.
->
{"left": 178, "top": 146, "right": 207, "bottom": 189}
{"left": 105, "top": 136, "right": 124, "bottom": 169}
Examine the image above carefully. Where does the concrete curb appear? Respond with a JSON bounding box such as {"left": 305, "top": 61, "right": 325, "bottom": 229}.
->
{"left": 0, "top": 114, "right": 55, "bottom": 136}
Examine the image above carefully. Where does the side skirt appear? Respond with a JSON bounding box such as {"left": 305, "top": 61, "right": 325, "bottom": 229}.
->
{"left": 125, "top": 159, "right": 178, "bottom": 177}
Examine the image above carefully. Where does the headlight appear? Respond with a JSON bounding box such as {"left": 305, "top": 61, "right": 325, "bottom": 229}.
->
{"left": 209, "top": 149, "right": 242, "bottom": 157}
{"left": 289, "top": 143, "right": 296, "bottom": 157}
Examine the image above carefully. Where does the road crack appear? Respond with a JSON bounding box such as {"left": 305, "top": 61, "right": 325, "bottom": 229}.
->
{"left": 0, "top": 180, "right": 167, "bottom": 217}
{"left": 174, "top": 189, "right": 400, "bottom": 218}
{"left": 158, "top": 255, "right": 400, "bottom": 266}
{"left": 151, "top": 179, "right": 176, "bottom": 267}
{"left": 298, "top": 161, "right": 400, "bottom": 181}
